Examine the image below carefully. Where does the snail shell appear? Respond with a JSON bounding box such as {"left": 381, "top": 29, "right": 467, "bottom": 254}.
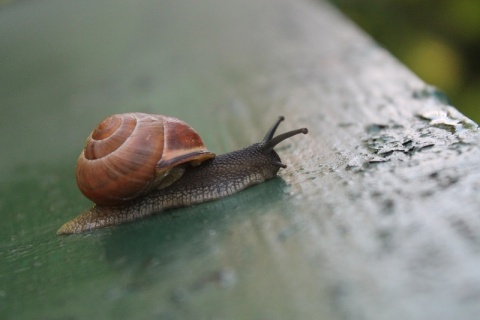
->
{"left": 76, "top": 113, "right": 215, "bottom": 206}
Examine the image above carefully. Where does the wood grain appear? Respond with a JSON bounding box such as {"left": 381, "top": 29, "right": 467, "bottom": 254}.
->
{"left": 1, "top": 0, "right": 479, "bottom": 319}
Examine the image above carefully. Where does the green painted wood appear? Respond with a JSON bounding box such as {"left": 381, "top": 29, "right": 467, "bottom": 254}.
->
{"left": 1, "top": 0, "right": 480, "bottom": 319}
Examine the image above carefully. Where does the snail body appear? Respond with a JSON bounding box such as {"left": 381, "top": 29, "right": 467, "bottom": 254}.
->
{"left": 57, "top": 113, "right": 307, "bottom": 235}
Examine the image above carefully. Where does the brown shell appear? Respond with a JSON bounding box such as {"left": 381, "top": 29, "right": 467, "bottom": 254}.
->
{"left": 76, "top": 113, "right": 215, "bottom": 206}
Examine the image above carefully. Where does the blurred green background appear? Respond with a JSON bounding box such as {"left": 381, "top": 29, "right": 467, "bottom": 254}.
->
{"left": 329, "top": 0, "right": 480, "bottom": 123}
{"left": 1, "top": 0, "right": 478, "bottom": 122}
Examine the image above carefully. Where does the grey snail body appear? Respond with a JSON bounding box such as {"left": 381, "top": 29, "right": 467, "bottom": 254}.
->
{"left": 57, "top": 114, "right": 307, "bottom": 235}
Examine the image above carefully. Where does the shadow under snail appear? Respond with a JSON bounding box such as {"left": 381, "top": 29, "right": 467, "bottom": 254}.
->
{"left": 57, "top": 113, "right": 308, "bottom": 235}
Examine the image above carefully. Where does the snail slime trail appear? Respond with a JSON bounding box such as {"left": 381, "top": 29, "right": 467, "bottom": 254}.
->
{"left": 57, "top": 113, "right": 308, "bottom": 235}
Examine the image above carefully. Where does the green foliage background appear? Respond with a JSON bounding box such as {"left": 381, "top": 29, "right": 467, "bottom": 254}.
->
{"left": 2, "top": 0, "right": 478, "bottom": 122}
{"left": 330, "top": 0, "right": 480, "bottom": 123}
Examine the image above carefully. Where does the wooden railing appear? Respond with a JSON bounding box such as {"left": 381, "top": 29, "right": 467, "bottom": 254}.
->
{"left": 2, "top": 0, "right": 479, "bottom": 319}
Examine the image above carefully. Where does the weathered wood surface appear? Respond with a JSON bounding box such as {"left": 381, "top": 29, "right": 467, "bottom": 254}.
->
{"left": 1, "top": 0, "right": 480, "bottom": 319}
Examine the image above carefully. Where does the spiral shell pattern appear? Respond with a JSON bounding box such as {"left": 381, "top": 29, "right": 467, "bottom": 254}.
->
{"left": 76, "top": 113, "right": 215, "bottom": 206}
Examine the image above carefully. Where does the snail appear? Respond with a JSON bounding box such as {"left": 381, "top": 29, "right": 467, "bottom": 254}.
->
{"left": 57, "top": 113, "right": 308, "bottom": 235}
